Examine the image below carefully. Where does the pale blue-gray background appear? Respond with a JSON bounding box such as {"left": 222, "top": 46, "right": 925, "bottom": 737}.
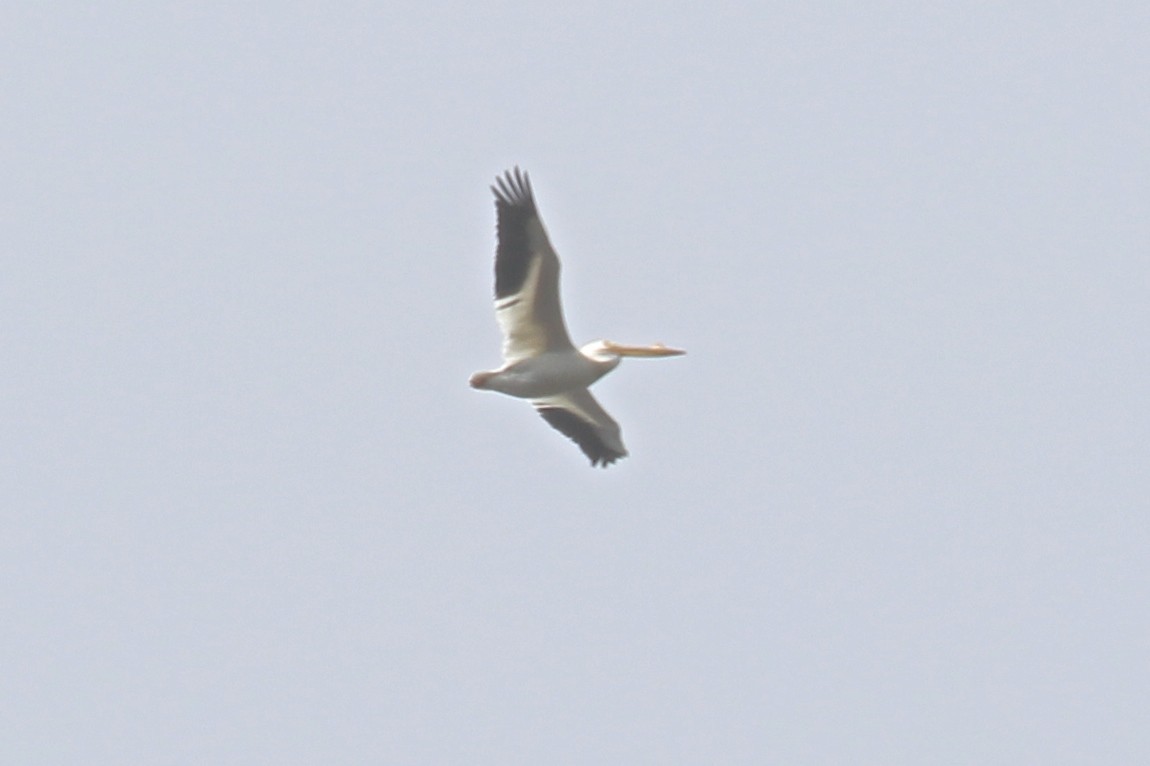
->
{"left": 3, "top": 2, "right": 1147, "bottom": 763}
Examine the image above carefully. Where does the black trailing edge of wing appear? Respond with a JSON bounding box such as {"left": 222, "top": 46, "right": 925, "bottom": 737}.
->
{"left": 537, "top": 407, "right": 627, "bottom": 468}
{"left": 491, "top": 167, "right": 538, "bottom": 299}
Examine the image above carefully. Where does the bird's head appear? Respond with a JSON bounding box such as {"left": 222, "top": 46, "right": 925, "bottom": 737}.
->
{"left": 580, "top": 340, "right": 687, "bottom": 363}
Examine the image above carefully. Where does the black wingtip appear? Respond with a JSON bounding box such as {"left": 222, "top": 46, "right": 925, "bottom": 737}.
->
{"left": 536, "top": 407, "right": 628, "bottom": 468}
{"left": 492, "top": 167, "right": 534, "bottom": 209}
{"left": 491, "top": 167, "right": 541, "bottom": 300}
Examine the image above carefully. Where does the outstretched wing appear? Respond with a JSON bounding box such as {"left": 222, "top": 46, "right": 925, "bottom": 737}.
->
{"left": 532, "top": 389, "right": 628, "bottom": 467}
{"left": 491, "top": 167, "right": 575, "bottom": 363}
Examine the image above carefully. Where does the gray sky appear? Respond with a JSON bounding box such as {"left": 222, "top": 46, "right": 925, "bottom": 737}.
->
{"left": 3, "top": 2, "right": 1148, "bottom": 763}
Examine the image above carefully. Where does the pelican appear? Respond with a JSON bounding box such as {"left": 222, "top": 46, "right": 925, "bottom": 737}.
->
{"left": 470, "top": 167, "right": 685, "bottom": 467}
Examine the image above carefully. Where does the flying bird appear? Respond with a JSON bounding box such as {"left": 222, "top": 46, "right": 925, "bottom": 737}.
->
{"left": 470, "top": 168, "right": 685, "bottom": 467}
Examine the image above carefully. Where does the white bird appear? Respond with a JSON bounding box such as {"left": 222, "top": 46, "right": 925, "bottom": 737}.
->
{"left": 470, "top": 168, "right": 685, "bottom": 467}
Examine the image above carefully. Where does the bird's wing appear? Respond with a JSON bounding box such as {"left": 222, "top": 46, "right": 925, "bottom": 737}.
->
{"left": 491, "top": 167, "right": 575, "bottom": 363}
{"left": 532, "top": 388, "right": 628, "bottom": 467}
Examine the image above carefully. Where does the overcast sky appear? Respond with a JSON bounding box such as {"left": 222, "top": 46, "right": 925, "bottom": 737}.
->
{"left": 3, "top": 2, "right": 1148, "bottom": 763}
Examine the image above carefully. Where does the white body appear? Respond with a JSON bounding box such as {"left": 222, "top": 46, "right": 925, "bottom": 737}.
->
{"left": 477, "top": 348, "right": 619, "bottom": 399}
